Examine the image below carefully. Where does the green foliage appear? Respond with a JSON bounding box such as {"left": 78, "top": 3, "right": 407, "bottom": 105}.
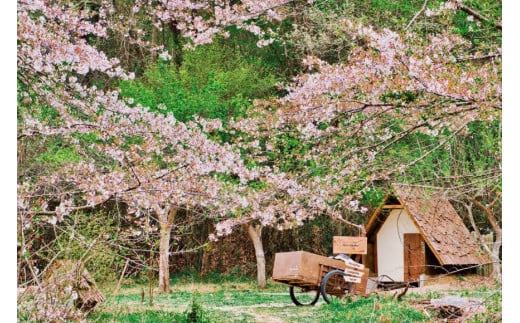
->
{"left": 388, "top": 119, "right": 501, "bottom": 233}
{"left": 168, "top": 267, "right": 257, "bottom": 287}
{"left": 365, "top": 0, "right": 422, "bottom": 27}
{"left": 450, "top": 0, "right": 502, "bottom": 47}
{"left": 119, "top": 37, "right": 281, "bottom": 124}
{"left": 90, "top": 310, "right": 187, "bottom": 322}
{"left": 288, "top": 214, "right": 362, "bottom": 255}
{"left": 318, "top": 294, "right": 426, "bottom": 322}
{"left": 18, "top": 81, "right": 60, "bottom": 124}
{"left": 361, "top": 187, "right": 385, "bottom": 208}
{"left": 260, "top": 130, "right": 315, "bottom": 175}
{"left": 179, "top": 40, "right": 280, "bottom": 101}
{"left": 53, "top": 212, "right": 120, "bottom": 283}
{"left": 467, "top": 285, "right": 502, "bottom": 322}
{"left": 297, "top": 0, "right": 502, "bottom": 52}
{"left": 381, "top": 91, "right": 417, "bottom": 104}
{"left": 185, "top": 294, "right": 212, "bottom": 323}
{"left": 464, "top": 121, "right": 501, "bottom": 172}
{"left": 35, "top": 145, "right": 83, "bottom": 169}
{"left": 395, "top": 120, "right": 501, "bottom": 187}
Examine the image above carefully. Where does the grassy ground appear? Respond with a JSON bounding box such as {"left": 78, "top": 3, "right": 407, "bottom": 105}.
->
{"left": 87, "top": 274, "right": 501, "bottom": 322}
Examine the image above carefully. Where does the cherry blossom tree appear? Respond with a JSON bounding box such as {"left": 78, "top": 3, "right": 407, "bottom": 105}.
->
{"left": 17, "top": 0, "right": 309, "bottom": 296}
{"left": 213, "top": 16, "right": 501, "bottom": 284}
{"left": 274, "top": 19, "right": 501, "bottom": 223}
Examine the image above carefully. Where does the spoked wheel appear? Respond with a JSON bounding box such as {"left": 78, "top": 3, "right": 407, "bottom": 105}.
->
{"left": 320, "top": 270, "right": 353, "bottom": 304}
{"left": 289, "top": 286, "right": 320, "bottom": 306}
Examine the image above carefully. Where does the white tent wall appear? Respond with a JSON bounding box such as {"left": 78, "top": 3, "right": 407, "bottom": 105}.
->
{"left": 376, "top": 208, "right": 419, "bottom": 281}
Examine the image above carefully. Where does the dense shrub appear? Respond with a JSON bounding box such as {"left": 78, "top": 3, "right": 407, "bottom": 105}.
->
{"left": 119, "top": 37, "right": 281, "bottom": 123}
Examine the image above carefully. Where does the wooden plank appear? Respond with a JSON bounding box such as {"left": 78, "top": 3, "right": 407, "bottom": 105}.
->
{"left": 344, "top": 269, "right": 364, "bottom": 278}
{"left": 373, "top": 240, "right": 378, "bottom": 277}
{"left": 382, "top": 204, "right": 404, "bottom": 209}
{"left": 365, "top": 243, "right": 374, "bottom": 275}
{"left": 343, "top": 276, "right": 362, "bottom": 283}
{"left": 333, "top": 236, "right": 368, "bottom": 255}
{"left": 404, "top": 233, "right": 425, "bottom": 282}
{"left": 344, "top": 259, "right": 365, "bottom": 270}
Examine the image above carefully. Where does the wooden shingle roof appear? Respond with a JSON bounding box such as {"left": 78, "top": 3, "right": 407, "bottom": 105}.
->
{"left": 366, "top": 184, "right": 489, "bottom": 266}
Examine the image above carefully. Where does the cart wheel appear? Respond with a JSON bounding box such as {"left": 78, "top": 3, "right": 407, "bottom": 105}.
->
{"left": 289, "top": 286, "right": 320, "bottom": 306}
{"left": 320, "top": 270, "right": 353, "bottom": 304}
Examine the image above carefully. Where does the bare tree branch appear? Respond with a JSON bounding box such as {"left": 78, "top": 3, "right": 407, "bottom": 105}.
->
{"left": 405, "top": 0, "right": 429, "bottom": 31}
{"left": 455, "top": 2, "right": 502, "bottom": 30}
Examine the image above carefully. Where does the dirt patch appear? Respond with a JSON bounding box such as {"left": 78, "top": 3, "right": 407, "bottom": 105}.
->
{"left": 216, "top": 303, "right": 293, "bottom": 310}
{"left": 416, "top": 274, "right": 496, "bottom": 294}
{"left": 368, "top": 274, "right": 496, "bottom": 297}
{"left": 171, "top": 283, "right": 224, "bottom": 293}
{"left": 214, "top": 303, "right": 290, "bottom": 323}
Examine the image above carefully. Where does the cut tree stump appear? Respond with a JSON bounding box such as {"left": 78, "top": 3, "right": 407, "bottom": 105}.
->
{"left": 44, "top": 260, "right": 105, "bottom": 312}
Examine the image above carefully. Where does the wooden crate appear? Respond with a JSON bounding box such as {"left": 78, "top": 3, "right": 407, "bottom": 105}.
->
{"left": 272, "top": 251, "right": 346, "bottom": 288}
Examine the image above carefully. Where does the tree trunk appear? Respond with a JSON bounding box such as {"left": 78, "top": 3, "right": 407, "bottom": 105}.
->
{"left": 245, "top": 223, "right": 266, "bottom": 289}
{"left": 471, "top": 196, "right": 502, "bottom": 279}
{"left": 158, "top": 207, "right": 177, "bottom": 293}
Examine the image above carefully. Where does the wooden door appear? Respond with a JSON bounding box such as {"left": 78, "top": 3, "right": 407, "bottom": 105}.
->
{"left": 403, "top": 233, "right": 425, "bottom": 282}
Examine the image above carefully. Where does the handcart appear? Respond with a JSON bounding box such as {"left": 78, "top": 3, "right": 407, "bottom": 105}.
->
{"left": 272, "top": 249, "right": 367, "bottom": 305}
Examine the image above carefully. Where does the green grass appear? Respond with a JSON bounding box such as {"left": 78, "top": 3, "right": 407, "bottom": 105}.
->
{"left": 87, "top": 277, "right": 501, "bottom": 323}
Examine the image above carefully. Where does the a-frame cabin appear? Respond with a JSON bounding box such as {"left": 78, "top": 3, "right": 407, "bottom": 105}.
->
{"left": 364, "top": 184, "right": 489, "bottom": 284}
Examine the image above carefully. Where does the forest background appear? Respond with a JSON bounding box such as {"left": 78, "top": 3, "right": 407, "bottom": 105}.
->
{"left": 10, "top": 0, "right": 515, "bottom": 321}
